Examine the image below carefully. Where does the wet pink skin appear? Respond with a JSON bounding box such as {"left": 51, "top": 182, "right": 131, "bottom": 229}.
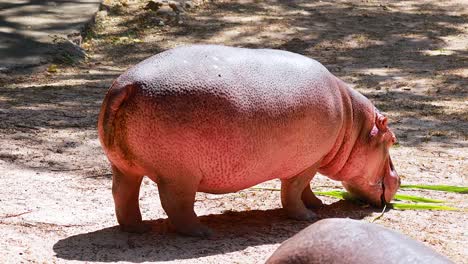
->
{"left": 98, "top": 45, "right": 399, "bottom": 235}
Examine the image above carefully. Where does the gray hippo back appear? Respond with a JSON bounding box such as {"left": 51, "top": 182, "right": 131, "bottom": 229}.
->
{"left": 266, "top": 218, "right": 453, "bottom": 264}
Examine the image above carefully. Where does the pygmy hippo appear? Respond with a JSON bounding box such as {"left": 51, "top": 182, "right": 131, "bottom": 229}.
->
{"left": 266, "top": 218, "right": 453, "bottom": 264}
{"left": 98, "top": 45, "right": 400, "bottom": 236}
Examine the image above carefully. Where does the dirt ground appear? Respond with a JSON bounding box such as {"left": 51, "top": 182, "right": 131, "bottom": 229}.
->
{"left": 0, "top": 0, "right": 467, "bottom": 263}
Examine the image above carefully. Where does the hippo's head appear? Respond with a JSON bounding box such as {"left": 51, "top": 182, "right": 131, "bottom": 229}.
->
{"left": 341, "top": 112, "right": 400, "bottom": 207}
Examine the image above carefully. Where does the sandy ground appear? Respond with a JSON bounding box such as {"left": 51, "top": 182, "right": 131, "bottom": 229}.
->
{"left": 0, "top": 0, "right": 467, "bottom": 263}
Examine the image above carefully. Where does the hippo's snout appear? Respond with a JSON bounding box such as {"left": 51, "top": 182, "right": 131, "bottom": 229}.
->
{"left": 383, "top": 157, "right": 400, "bottom": 204}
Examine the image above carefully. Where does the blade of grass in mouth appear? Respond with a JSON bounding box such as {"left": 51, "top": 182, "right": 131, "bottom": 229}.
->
{"left": 253, "top": 185, "right": 468, "bottom": 194}
{"left": 393, "top": 194, "right": 445, "bottom": 203}
{"left": 250, "top": 187, "right": 461, "bottom": 211}
{"left": 314, "top": 191, "right": 446, "bottom": 204}
{"left": 400, "top": 185, "right": 468, "bottom": 194}
{"left": 314, "top": 190, "right": 347, "bottom": 199}
{"left": 390, "top": 203, "right": 458, "bottom": 211}
{"left": 251, "top": 188, "right": 355, "bottom": 200}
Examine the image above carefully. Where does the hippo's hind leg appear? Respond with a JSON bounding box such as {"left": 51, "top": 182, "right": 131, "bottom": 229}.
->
{"left": 112, "top": 165, "right": 150, "bottom": 233}
{"left": 281, "top": 165, "right": 321, "bottom": 221}
{"left": 156, "top": 173, "right": 212, "bottom": 237}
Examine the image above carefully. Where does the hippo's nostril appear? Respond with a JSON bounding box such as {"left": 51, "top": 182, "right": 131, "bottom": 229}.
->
{"left": 389, "top": 158, "right": 395, "bottom": 171}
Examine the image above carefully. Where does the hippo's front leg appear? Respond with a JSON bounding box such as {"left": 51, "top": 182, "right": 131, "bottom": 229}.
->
{"left": 281, "top": 165, "right": 321, "bottom": 220}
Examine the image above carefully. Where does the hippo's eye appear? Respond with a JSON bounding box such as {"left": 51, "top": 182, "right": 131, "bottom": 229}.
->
{"left": 373, "top": 179, "right": 383, "bottom": 189}
{"left": 369, "top": 178, "right": 384, "bottom": 190}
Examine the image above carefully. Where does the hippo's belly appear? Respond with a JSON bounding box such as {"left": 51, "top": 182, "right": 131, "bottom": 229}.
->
{"left": 121, "top": 92, "right": 337, "bottom": 193}
{"left": 125, "top": 116, "right": 326, "bottom": 194}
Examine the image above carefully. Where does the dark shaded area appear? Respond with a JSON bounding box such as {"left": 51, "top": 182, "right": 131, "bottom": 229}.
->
{"left": 0, "top": 0, "right": 99, "bottom": 72}
{"left": 0, "top": 82, "right": 108, "bottom": 131}
{"left": 53, "top": 201, "right": 375, "bottom": 262}
{"left": 368, "top": 91, "right": 467, "bottom": 147}
{"left": 0, "top": 77, "right": 114, "bottom": 171}
{"left": 0, "top": 31, "right": 53, "bottom": 70}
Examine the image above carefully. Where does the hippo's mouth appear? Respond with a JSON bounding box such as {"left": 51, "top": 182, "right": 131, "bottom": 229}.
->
{"left": 380, "top": 158, "right": 396, "bottom": 207}
{"left": 380, "top": 180, "right": 386, "bottom": 208}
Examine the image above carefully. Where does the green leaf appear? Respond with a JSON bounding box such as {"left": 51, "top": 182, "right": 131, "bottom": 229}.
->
{"left": 314, "top": 190, "right": 347, "bottom": 199}
{"left": 393, "top": 194, "right": 445, "bottom": 203}
{"left": 400, "top": 184, "right": 468, "bottom": 194}
{"left": 250, "top": 187, "right": 280, "bottom": 191}
{"left": 315, "top": 190, "right": 362, "bottom": 203}
{"left": 390, "top": 202, "right": 458, "bottom": 211}
{"left": 47, "top": 64, "right": 58, "bottom": 73}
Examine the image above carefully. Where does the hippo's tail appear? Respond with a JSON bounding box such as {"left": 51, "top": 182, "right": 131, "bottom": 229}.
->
{"left": 98, "top": 83, "right": 136, "bottom": 150}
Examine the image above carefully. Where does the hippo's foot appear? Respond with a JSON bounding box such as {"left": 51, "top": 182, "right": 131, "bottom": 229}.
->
{"left": 304, "top": 199, "right": 323, "bottom": 209}
{"left": 120, "top": 222, "right": 152, "bottom": 234}
{"left": 286, "top": 208, "right": 318, "bottom": 221}
{"left": 302, "top": 187, "right": 324, "bottom": 209}
{"left": 174, "top": 222, "right": 213, "bottom": 237}
{"left": 281, "top": 165, "right": 320, "bottom": 221}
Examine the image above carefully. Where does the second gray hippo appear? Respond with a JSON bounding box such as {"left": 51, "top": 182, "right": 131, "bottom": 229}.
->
{"left": 266, "top": 218, "right": 453, "bottom": 264}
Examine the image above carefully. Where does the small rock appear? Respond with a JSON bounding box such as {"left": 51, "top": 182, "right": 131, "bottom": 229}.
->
{"left": 110, "top": 3, "right": 125, "bottom": 14}
{"left": 119, "top": 0, "right": 129, "bottom": 7}
{"left": 50, "top": 36, "right": 87, "bottom": 64}
{"left": 67, "top": 32, "right": 82, "bottom": 46}
{"left": 206, "top": 194, "right": 219, "bottom": 200}
{"left": 145, "top": 0, "right": 164, "bottom": 11}
{"left": 168, "top": 1, "right": 183, "bottom": 13}
{"left": 184, "top": 1, "right": 194, "bottom": 8}
{"left": 95, "top": 10, "right": 108, "bottom": 23}
{"left": 156, "top": 6, "right": 176, "bottom": 17}
{"left": 99, "top": 3, "right": 112, "bottom": 12}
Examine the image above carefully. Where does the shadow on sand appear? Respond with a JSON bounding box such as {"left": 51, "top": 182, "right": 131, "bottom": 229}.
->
{"left": 53, "top": 200, "right": 377, "bottom": 262}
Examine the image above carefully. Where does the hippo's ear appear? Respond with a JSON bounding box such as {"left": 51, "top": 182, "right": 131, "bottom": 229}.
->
{"left": 372, "top": 113, "right": 396, "bottom": 146}
{"left": 375, "top": 113, "right": 388, "bottom": 132}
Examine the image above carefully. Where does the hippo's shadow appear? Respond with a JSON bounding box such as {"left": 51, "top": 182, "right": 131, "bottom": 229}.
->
{"left": 53, "top": 200, "right": 375, "bottom": 262}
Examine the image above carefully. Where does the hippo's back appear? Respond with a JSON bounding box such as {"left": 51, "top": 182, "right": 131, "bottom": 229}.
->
{"left": 117, "top": 45, "right": 335, "bottom": 112}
